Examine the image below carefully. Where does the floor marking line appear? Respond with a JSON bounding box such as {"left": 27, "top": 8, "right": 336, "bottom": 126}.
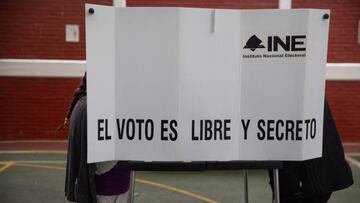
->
{"left": 0, "top": 161, "right": 14, "bottom": 173}
{"left": 346, "top": 156, "right": 360, "bottom": 169}
{"left": 0, "top": 140, "right": 67, "bottom": 144}
{"left": 14, "top": 163, "right": 66, "bottom": 170}
{"left": 4, "top": 163, "right": 218, "bottom": 203}
{"left": 11, "top": 160, "right": 66, "bottom": 164}
{"left": 135, "top": 178, "right": 219, "bottom": 203}
{"left": 345, "top": 153, "right": 360, "bottom": 156}
{"left": 0, "top": 150, "right": 66, "bottom": 154}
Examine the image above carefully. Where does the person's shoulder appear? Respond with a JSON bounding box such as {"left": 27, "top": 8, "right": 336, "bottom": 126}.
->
{"left": 70, "top": 96, "right": 87, "bottom": 120}
{"left": 75, "top": 96, "right": 87, "bottom": 111}
{"left": 77, "top": 96, "right": 87, "bottom": 108}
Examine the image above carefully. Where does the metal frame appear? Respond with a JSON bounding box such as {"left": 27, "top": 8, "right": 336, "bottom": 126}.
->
{"left": 128, "top": 167, "right": 281, "bottom": 203}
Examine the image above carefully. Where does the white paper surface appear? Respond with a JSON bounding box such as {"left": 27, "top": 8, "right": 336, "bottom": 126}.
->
{"left": 86, "top": 5, "right": 329, "bottom": 163}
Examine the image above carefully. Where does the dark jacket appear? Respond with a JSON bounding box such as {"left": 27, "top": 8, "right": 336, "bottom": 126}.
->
{"left": 270, "top": 99, "right": 353, "bottom": 199}
{"left": 65, "top": 96, "right": 97, "bottom": 203}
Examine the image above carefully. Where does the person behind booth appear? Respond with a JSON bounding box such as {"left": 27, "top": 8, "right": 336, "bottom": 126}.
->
{"left": 59, "top": 74, "right": 131, "bottom": 203}
{"left": 269, "top": 99, "right": 353, "bottom": 203}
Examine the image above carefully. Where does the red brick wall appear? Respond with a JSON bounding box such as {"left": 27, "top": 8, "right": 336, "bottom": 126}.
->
{"left": 0, "top": 0, "right": 359, "bottom": 142}
{"left": 1, "top": 0, "right": 358, "bottom": 61}
{"left": 0, "top": 0, "right": 112, "bottom": 60}
{"left": 0, "top": 1, "right": 111, "bottom": 140}
{"left": 326, "top": 81, "right": 360, "bottom": 142}
{"left": 293, "top": 0, "right": 360, "bottom": 63}
{"left": 0, "top": 0, "right": 277, "bottom": 60}
{"left": 0, "top": 77, "right": 80, "bottom": 140}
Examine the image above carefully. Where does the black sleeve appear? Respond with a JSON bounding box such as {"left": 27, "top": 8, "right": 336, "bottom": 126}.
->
{"left": 65, "top": 97, "right": 89, "bottom": 202}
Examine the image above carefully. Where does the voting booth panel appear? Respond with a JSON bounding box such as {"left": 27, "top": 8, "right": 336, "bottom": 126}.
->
{"left": 86, "top": 5, "right": 330, "bottom": 163}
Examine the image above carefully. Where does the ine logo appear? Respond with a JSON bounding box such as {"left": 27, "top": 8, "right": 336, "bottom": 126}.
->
{"left": 243, "top": 35, "right": 265, "bottom": 51}
{"left": 242, "top": 34, "right": 307, "bottom": 59}
{"left": 243, "top": 34, "right": 306, "bottom": 52}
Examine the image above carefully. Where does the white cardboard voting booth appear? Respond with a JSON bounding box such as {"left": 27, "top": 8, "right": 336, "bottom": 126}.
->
{"left": 86, "top": 4, "right": 330, "bottom": 163}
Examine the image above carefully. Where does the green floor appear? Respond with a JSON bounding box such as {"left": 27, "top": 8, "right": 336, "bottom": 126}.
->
{"left": 0, "top": 153, "right": 359, "bottom": 203}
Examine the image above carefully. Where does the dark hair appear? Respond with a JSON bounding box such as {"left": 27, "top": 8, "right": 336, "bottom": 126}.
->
{"left": 57, "top": 73, "right": 87, "bottom": 131}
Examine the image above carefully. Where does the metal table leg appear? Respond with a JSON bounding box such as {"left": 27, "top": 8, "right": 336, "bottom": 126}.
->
{"left": 243, "top": 170, "right": 249, "bottom": 203}
{"left": 129, "top": 171, "right": 136, "bottom": 203}
{"left": 273, "top": 169, "right": 280, "bottom": 203}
